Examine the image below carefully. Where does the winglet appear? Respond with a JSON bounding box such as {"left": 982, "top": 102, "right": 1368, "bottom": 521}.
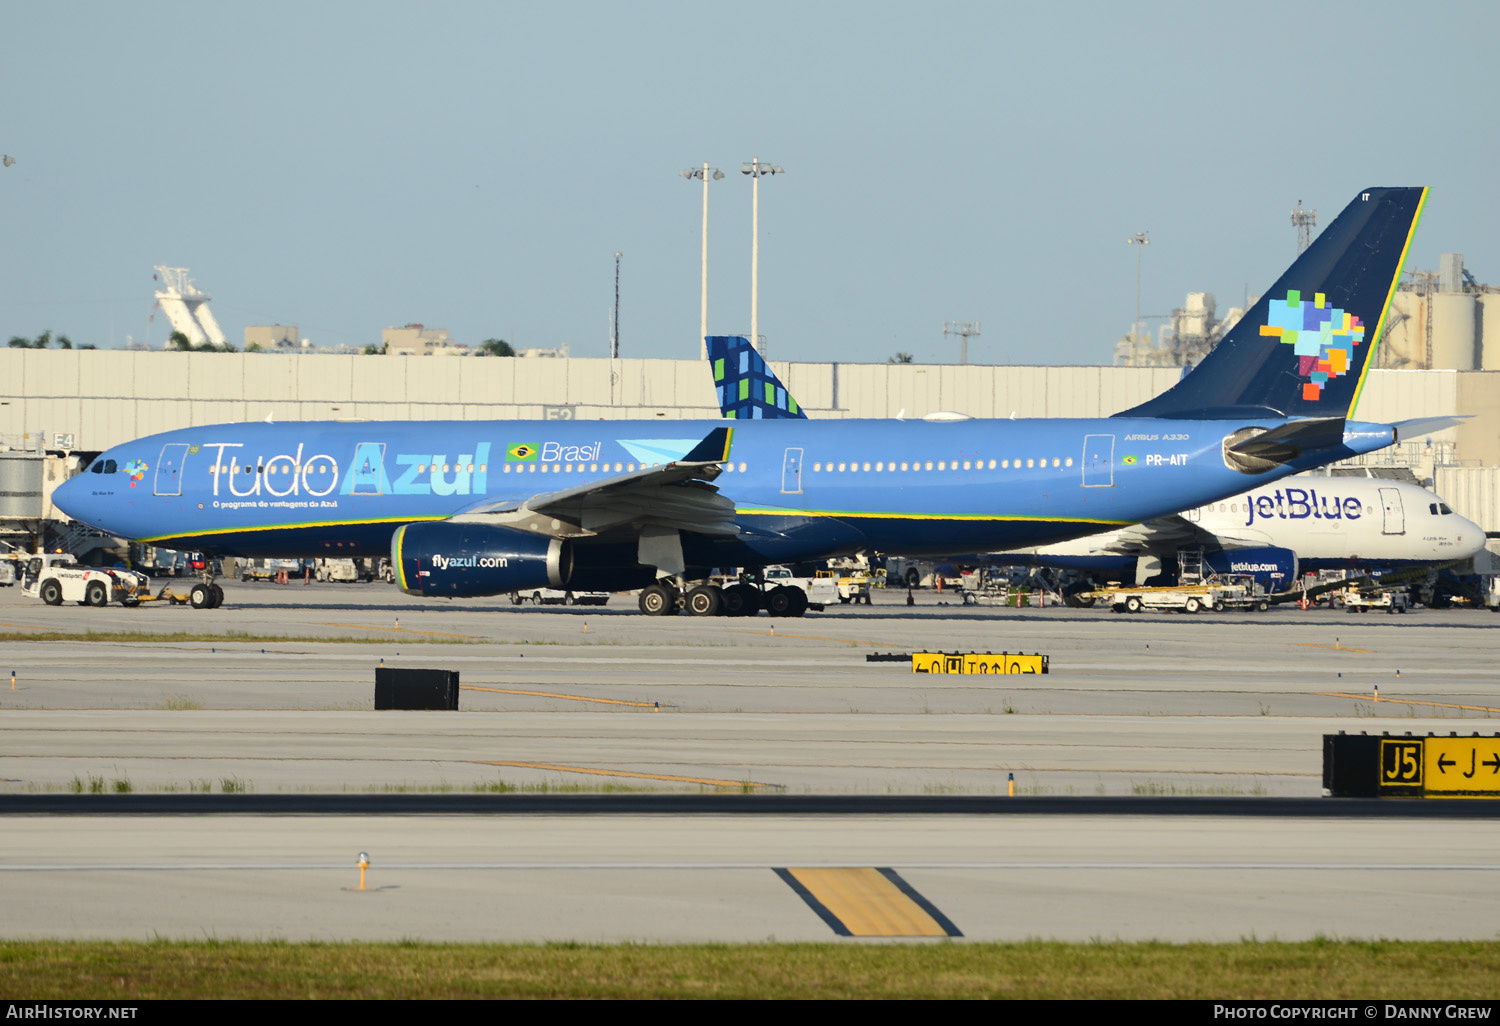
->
{"left": 707, "top": 335, "right": 807, "bottom": 419}
{"left": 681, "top": 426, "right": 734, "bottom": 464}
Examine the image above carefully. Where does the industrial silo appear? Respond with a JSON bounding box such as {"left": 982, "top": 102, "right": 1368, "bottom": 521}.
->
{"left": 1480, "top": 294, "right": 1500, "bottom": 371}
{"left": 1431, "top": 292, "right": 1477, "bottom": 370}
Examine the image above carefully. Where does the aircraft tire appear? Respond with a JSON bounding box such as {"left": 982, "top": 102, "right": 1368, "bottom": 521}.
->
{"left": 1125, "top": 596, "right": 1142, "bottom": 614}
{"left": 764, "top": 586, "right": 795, "bottom": 617}
{"left": 638, "top": 584, "right": 675, "bottom": 616}
{"left": 40, "top": 580, "right": 62, "bottom": 606}
{"left": 209, "top": 583, "right": 224, "bottom": 608}
{"left": 788, "top": 587, "right": 809, "bottom": 617}
{"left": 686, "top": 584, "right": 722, "bottom": 617}
{"left": 86, "top": 581, "right": 109, "bottom": 608}
{"left": 722, "top": 583, "right": 760, "bottom": 617}
{"left": 189, "top": 583, "right": 212, "bottom": 610}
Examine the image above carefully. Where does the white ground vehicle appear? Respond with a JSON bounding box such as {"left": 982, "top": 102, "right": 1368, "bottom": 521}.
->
{"left": 314, "top": 558, "right": 360, "bottom": 583}
{"left": 510, "top": 588, "right": 609, "bottom": 606}
{"left": 22, "top": 555, "right": 146, "bottom": 607}
{"left": 1340, "top": 586, "right": 1411, "bottom": 613}
{"left": 22, "top": 553, "right": 222, "bottom": 609}
{"left": 1099, "top": 579, "right": 1269, "bottom": 614}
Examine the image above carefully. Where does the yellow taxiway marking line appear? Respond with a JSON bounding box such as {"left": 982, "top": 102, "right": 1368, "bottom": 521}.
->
{"left": 461, "top": 685, "right": 655, "bottom": 708}
{"left": 1297, "top": 643, "right": 1374, "bottom": 653}
{"left": 311, "top": 622, "right": 484, "bottom": 639}
{"left": 778, "top": 868, "right": 959, "bottom": 937}
{"left": 475, "top": 761, "right": 772, "bottom": 789}
{"left": 1315, "top": 692, "right": 1500, "bottom": 715}
{"left": 724, "top": 629, "right": 871, "bottom": 645}
{"left": 0, "top": 622, "right": 52, "bottom": 631}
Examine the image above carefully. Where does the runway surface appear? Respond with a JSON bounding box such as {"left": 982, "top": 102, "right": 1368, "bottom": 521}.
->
{"left": 2, "top": 580, "right": 1497, "bottom": 941}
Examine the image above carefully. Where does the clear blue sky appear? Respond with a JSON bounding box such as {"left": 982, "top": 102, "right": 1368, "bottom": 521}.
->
{"left": 3, "top": 1, "right": 1495, "bottom": 365}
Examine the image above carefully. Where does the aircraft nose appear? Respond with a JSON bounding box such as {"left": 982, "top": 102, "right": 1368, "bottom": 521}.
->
{"left": 1454, "top": 515, "right": 1488, "bottom": 559}
{"left": 52, "top": 472, "right": 87, "bottom": 521}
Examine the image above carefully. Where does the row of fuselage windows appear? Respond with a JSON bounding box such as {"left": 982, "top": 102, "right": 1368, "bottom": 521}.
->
{"left": 206, "top": 461, "right": 754, "bottom": 476}
{"left": 812, "top": 457, "right": 1075, "bottom": 473}
{"left": 204, "top": 457, "right": 1077, "bottom": 479}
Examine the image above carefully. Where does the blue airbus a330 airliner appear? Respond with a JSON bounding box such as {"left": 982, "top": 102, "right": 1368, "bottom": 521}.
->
{"left": 55, "top": 187, "right": 1444, "bottom": 616}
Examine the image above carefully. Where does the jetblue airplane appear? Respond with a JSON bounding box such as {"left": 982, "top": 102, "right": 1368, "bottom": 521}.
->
{"left": 985, "top": 476, "right": 1485, "bottom": 595}
{"left": 56, "top": 187, "right": 1440, "bottom": 616}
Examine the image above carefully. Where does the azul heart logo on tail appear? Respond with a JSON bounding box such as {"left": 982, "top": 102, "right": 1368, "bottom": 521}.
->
{"left": 1259, "top": 290, "right": 1366, "bottom": 401}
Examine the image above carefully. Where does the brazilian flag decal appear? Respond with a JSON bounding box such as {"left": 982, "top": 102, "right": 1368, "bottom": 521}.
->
{"left": 507, "top": 443, "right": 539, "bottom": 462}
{"left": 1122, "top": 455, "right": 1138, "bottom": 465}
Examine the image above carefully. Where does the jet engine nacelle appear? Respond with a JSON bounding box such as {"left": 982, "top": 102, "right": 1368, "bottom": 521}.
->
{"left": 392, "top": 523, "right": 571, "bottom": 597}
{"left": 1205, "top": 546, "right": 1298, "bottom": 592}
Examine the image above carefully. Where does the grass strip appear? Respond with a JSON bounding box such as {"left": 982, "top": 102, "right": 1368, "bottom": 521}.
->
{"left": 1, "top": 939, "right": 1497, "bottom": 999}
{"left": 0, "top": 631, "right": 475, "bottom": 645}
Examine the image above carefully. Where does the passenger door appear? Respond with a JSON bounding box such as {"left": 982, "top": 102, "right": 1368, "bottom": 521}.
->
{"left": 1082, "top": 435, "right": 1114, "bottom": 488}
{"left": 781, "top": 447, "right": 803, "bottom": 495}
{"left": 1379, "top": 487, "right": 1404, "bottom": 535}
{"left": 154, "top": 443, "right": 188, "bottom": 496}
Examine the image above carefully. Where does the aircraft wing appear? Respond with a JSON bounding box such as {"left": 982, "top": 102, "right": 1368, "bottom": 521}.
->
{"left": 449, "top": 427, "right": 739, "bottom": 539}
{"left": 1070, "top": 515, "right": 1275, "bottom": 557}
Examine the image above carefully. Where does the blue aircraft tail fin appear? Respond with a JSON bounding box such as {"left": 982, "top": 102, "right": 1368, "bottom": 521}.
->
{"left": 707, "top": 335, "right": 807, "bottom": 420}
{"left": 1116, "top": 186, "right": 1428, "bottom": 421}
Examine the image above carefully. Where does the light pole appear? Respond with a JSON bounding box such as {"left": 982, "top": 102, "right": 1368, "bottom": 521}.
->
{"left": 742, "top": 157, "right": 784, "bottom": 354}
{"left": 680, "top": 163, "right": 724, "bottom": 358}
{"left": 612, "top": 252, "right": 621, "bottom": 359}
{"left": 1127, "top": 231, "right": 1150, "bottom": 344}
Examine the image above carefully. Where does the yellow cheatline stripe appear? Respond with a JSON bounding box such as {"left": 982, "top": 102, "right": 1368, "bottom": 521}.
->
{"left": 1314, "top": 691, "right": 1500, "bottom": 715}
{"left": 475, "top": 760, "right": 772, "bottom": 789}
{"left": 462, "top": 686, "right": 655, "bottom": 708}
{"left": 1350, "top": 185, "right": 1429, "bottom": 415}
{"left": 311, "top": 621, "right": 483, "bottom": 639}
{"left": 738, "top": 508, "right": 1128, "bottom": 525}
{"left": 784, "top": 868, "right": 950, "bottom": 937}
{"left": 721, "top": 426, "right": 735, "bottom": 460}
{"left": 393, "top": 524, "right": 410, "bottom": 592}
{"left": 1297, "top": 643, "right": 1374, "bottom": 653}
{"left": 138, "top": 514, "right": 448, "bottom": 545}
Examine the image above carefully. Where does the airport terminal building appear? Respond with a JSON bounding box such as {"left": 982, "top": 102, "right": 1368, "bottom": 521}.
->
{"left": 2, "top": 348, "right": 1499, "bottom": 547}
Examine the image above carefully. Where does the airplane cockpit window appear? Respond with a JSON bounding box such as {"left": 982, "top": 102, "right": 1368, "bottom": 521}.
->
{"left": 1440, "top": 504, "right": 1453, "bottom": 515}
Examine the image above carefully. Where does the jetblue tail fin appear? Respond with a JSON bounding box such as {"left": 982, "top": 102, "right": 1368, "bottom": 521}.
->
{"left": 1117, "top": 187, "right": 1427, "bottom": 421}
{"left": 707, "top": 335, "right": 807, "bottom": 420}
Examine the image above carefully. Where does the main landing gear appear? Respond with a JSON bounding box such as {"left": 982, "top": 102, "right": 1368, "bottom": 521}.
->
{"left": 188, "top": 574, "right": 225, "bottom": 610}
{"left": 637, "top": 580, "right": 804, "bottom": 617}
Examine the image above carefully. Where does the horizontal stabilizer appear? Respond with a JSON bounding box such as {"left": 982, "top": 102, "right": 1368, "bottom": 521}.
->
{"left": 1391, "top": 415, "right": 1468, "bottom": 442}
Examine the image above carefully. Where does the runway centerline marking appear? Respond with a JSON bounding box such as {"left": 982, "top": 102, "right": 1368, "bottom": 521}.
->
{"left": 775, "top": 867, "right": 961, "bottom": 937}
{"left": 1297, "top": 643, "right": 1374, "bottom": 653}
{"left": 475, "top": 760, "right": 775, "bottom": 789}
{"left": 461, "top": 686, "right": 656, "bottom": 708}
{"left": 1313, "top": 691, "right": 1500, "bottom": 714}
{"left": 312, "top": 622, "right": 483, "bottom": 639}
